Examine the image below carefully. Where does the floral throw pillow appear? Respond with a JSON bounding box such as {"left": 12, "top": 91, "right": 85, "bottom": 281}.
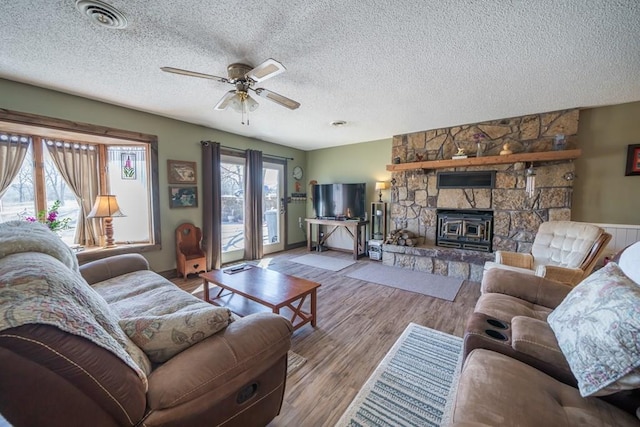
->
{"left": 548, "top": 262, "right": 640, "bottom": 397}
{"left": 119, "top": 306, "right": 232, "bottom": 363}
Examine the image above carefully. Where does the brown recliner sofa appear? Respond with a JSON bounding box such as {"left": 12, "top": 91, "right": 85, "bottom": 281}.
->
{"left": 450, "top": 242, "right": 640, "bottom": 426}
{"left": 0, "top": 253, "right": 293, "bottom": 427}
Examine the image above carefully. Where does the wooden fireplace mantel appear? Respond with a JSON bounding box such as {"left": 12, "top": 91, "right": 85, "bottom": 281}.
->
{"left": 385, "top": 149, "right": 581, "bottom": 172}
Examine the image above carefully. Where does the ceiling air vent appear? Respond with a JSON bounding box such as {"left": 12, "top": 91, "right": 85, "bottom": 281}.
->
{"left": 75, "top": 0, "right": 128, "bottom": 29}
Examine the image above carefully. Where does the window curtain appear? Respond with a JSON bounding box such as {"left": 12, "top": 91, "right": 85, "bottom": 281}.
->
{"left": 244, "top": 149, "right": 263, "bottom": 260}
{"left": 201, "top": 141, "right": 222, "bottom": 270}
{"left": 0, "top": 135, "right": 30, "bottom": 198}
{"left": 45, "top": 140, "right": 100, "bottom": 246}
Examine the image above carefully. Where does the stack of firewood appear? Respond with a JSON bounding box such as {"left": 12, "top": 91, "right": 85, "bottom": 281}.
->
{"left": 384, "top": 229, "right": 418, "bottom": 246}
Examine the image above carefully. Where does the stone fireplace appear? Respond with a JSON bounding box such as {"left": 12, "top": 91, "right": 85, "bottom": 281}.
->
{"left": 383, "top": 109, "right": 579, "bottom": 282}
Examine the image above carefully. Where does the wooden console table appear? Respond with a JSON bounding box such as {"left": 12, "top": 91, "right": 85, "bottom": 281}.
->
{"left": 305, "top": 218, "right": 368, "bottom": 260}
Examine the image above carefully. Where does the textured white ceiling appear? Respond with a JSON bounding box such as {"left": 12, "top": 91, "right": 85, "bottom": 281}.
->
{"left": 1, "top": 1, "right": 639, "bottom": 150}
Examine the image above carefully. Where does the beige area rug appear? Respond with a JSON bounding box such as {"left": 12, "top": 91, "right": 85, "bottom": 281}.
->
{"left": 287, "top": 351, "right": 306, "bottom": 376}
{"left": 345, "top": 263, "right": 464, "bottom": 301}
{"left": 289, "top": 254, "right": 357, "bottom": 271}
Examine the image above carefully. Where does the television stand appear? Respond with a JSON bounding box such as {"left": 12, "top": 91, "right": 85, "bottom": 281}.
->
{"left": 305, "top": 218, "right": 368, "bottom": 260}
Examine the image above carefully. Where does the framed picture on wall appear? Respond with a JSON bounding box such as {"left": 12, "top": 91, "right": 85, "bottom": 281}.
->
{"left": 168, "top": 160, "right": 197, "bottom": 184}
{"left": 625, "top": 144, "right": 640, "bottom": 176}
{"left": 169, "top": 186, "right": 198, "bottom": 208}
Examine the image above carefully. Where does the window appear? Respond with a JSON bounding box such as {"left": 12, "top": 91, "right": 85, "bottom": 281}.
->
{"left": 0, "top": 109, "right": 161, "bottom": 258}
{"left": 107, "top": 146, "right": 150, "bottom": 243}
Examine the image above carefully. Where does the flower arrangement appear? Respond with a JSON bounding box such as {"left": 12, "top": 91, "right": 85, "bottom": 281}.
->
{"left": 473, "top": 133, "right": 486, "bottom": 156}
{"left": 473, "top": 133, "right": 486, "bottom": 142}
{"left": 24, "top": 200, "right": 71, "bottom": 232}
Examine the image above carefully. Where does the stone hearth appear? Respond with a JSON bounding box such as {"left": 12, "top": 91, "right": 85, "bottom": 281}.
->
{"left": 383, "top": 109, "right": 579, "bottom": 281}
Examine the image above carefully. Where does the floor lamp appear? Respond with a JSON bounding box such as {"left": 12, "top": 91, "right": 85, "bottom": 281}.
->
{"left": 88, "top": 195, "right": 125, "bottom": 248}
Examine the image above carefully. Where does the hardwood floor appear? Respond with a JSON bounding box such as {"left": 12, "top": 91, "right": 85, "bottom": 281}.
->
{"left": 173, "top": 247, "right": 481, "bottom": 427}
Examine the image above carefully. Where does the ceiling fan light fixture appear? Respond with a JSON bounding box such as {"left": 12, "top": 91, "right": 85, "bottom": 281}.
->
{"left": 229, "top": 92, "right": 259, "bottom": 113}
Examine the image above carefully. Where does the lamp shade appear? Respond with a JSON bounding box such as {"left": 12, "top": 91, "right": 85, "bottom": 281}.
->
{"left": 87, "top": 195, "right": 125, "bottom": 218}
{"left": 375, "top": 181, "right": 389, "bottom": 191}
{"left": 229, "top": 92, "right": 259, "bottom": 113}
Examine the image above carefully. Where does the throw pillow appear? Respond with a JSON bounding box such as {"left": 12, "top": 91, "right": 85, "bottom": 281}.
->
{"left": 119, "top": 306, "right": 232, "bottom": 363}
{"left": 548, "top": 262, "right": 640, "bottom": 397}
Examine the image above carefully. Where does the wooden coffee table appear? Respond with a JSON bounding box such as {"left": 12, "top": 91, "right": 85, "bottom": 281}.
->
{"left": 200, "top": 267, "right": 320, "bottom": 331}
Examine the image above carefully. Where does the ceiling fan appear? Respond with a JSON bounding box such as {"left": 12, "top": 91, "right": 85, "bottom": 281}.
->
{"left": 161, "top": 58, "right": 300, "bottom": 125}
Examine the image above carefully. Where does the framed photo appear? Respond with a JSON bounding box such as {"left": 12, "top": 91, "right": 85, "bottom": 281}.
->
{"left": 169, "top": 186, "right": 198, "bottom": 208}
{"left": 167, "top": 160, "right": 197, "bottom": 184}
{"left": 625, "top": 144, "right": 640, "bottom": 176}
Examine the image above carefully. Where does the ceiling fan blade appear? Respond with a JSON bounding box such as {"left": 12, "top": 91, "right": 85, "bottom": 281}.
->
{"left": 214, "top": 90, "right": 237, "bottom": 110}
{"left": 245, "top": 58, "right": 286, "bottom": 83}
{"left": 161, "top": 67, "right": 228, "bottom": 83}
{"left": 253, "top": 88, "right": 300, "bottom": 110}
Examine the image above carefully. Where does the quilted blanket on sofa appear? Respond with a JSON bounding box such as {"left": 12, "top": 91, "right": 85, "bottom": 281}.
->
{"left": 0, "top": 221, "right": 151, "bottom": 386}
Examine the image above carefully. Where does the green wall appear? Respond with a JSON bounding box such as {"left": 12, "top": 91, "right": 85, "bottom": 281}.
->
{"left": 306, "top": 138, "right": 392, "bottom": 214}
{"left": 0, "top": 78, "right": 307, "bottom": 271}
{"left": 573, "top": 101, "right": 640, "bottom": 224}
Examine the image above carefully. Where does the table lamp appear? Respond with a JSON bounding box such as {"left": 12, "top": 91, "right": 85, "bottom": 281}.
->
{"left": 375, "top": 181, "right": 389, "bottom": 202}
{"left": 88, "top": 195, "right": 125, "bottom": 248}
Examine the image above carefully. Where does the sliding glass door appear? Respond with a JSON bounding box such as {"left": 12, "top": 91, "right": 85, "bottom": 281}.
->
{"left": 263, "top": 160, "right": 285, "bottom": 254}
{"left": 220, "top": 154, "right": 285, "bottom": 263}
{"left": 221, "top": 154, "right": 245, "bottom": 264}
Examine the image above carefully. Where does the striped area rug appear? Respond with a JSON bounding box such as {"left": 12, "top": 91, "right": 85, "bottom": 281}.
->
{"left": 336, "top": 323, "right": 463, "bottom": 427}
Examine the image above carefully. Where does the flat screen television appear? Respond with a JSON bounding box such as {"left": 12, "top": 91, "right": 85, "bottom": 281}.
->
{"left": 312, "top": 183, "right": 366, "bottom": 220}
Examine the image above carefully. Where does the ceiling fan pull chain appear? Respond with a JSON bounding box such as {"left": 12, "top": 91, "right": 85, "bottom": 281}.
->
{"left": 242, "top": 98, "right": 246, "bottom": 125}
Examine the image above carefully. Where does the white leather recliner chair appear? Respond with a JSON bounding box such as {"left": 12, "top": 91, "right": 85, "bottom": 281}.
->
{"left": 484, "top": 221, "right": 611, "bottom": 286}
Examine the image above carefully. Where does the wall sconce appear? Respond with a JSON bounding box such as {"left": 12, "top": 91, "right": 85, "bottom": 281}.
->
{"left": 88, "top": 195, "right": 125, "bottom": 248}
{"left": 375, "top": 181, "right": 390, "bottom": 202}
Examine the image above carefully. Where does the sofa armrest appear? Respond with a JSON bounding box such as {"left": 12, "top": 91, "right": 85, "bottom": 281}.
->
{"left": 146, "top": 312, "right": 292, "bottom": 411}
{"left": 481, "top": 269, "right": 573, "bottom": 309}
{"left": 495, "top": 251, "right": 533, "bottom": 269}
{"left": 80, "top": 253, "right": 150, "bottom": 285}
{"left": 535, "top": 265, "right": 585, "bottom": 286}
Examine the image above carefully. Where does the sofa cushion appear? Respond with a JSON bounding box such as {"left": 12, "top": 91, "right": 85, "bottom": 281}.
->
{"left": 450, "top": 349, "right": 640, "bottom": 427}
{"left": 548, "top": 262, "right": 640, "bottom": 397}
{"left": 93, "top": 270, "right": 232, "bottom": 363}
{"left": 511, "top": 316, "right": 571, "bottom": 371}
